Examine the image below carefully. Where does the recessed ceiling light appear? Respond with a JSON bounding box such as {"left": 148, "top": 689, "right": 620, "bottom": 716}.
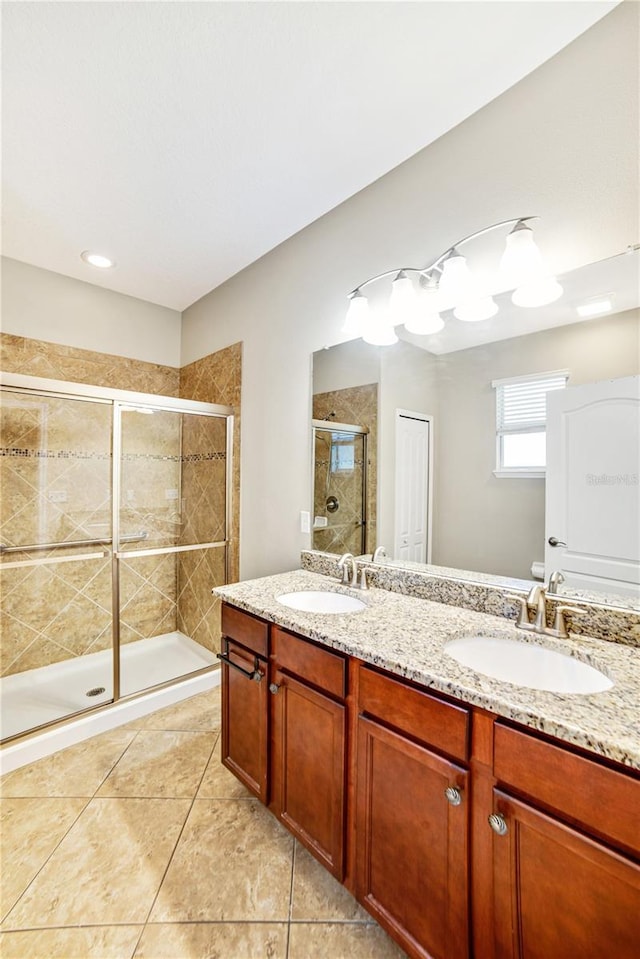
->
{"left": 81, "top": 250, "right": 115, "bottom": 269}
{"left": 575, "top": 294, "right": 615, "bottom": 318}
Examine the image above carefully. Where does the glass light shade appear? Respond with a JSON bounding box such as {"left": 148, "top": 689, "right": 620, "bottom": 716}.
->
{"left": 438, "top": 250, "right": 471, "bottom": 302}
{"left": 388, "top": 271, "right": 418, "bottom": 325}
{"left": 362, "top": 308, "right": 398, "bottom": 346}
{"left": 342, "top": 291, "right": 369, "bottom": 335}
{"left": 499, "top": 224, "right": 544, "bottom": 284}
{"left": 512, "top": 277, "right": 563, "bottom": 308}
{"left": 454, "top": 296, "right": 499, "bottom": 323}
{"left": 405, "top": 311, "right": 444, "bottom": 335}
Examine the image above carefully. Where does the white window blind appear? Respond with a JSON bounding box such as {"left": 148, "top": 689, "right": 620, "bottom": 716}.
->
{"left": 494, "top": 371, "right": 569, "bottom": 434}
{"left": 492, "top": 370, "right": 569, "bottom": 476}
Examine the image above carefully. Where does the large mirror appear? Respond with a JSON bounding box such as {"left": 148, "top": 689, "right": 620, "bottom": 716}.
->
{"left": 312, "top": 250, "right": 640, "bottom": 608}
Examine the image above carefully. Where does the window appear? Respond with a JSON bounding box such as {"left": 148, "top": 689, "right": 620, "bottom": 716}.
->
{"left": 330, "top": 432, "right": 356, "bottom": 472}
{"left": 492, "top": 370, "right": 569, "bottom": 478}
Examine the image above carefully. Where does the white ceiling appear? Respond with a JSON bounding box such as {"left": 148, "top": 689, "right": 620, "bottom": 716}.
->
{"left": 1, "top": 1, "right": 618, "bottom": 312}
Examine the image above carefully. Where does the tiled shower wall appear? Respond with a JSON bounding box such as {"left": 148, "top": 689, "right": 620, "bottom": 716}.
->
{"left": 0, "top": 334, "right": 241, "bottom": 676}
{"left": 179, "top": 342, "right": 242, "bottom": 652}
{"left": 312, "top": 383, "right": 378, "bottom": 555}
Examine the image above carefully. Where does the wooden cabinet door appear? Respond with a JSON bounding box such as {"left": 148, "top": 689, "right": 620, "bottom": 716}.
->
{"left": 221, "top": 639, "right": 269, "bottom": 801}
{"left": 355, "top": 715, "right": 469, "bottom": 959}
{"left": 270, "top": 669, "right": 346, "bottom": 879}
{"left": 491, "top": 790, "right": 640, "bottom": 959}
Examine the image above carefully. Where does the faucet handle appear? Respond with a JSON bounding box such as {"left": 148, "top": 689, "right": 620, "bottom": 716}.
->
{"left": 358, "top": 566, "right": 369, "bottom": 590}
{"left": 549, "top": 604, "right": 580, "bottom": 639}
{"left": 504, "top": 594, "right": 532, "bottom": 630}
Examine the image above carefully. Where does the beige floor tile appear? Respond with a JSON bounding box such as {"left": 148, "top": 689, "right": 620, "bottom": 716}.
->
{"left": 2, "top": 797, "right": 190, "bottom": 929}
{"left": 0, "top": 797, "right": 87, "bottom": 921}
{"left": 0, "top": 727, "right": 137, "bottom": 797}
{"left": 288, "top": 921, "right": 407, "bottom": 959}
{"left": 196, "top": 735, "right": 253, "bottom": 799}
{"left": 150, "top": 799, "right": 293, "bottom": 922}
{"left": 291, "top": 843, "right": 369, "bottom": 921}
{"left": 140, "top": 689, "right": 221, "bottom": 732}
{"left": 97, "top": 730, "right": 215, "bottom": 798}
{"left": 134, "top": 921, "right": 288, "bottom": 958}
{"left": 0, "top": 925, "right": 142, "bottom": 959}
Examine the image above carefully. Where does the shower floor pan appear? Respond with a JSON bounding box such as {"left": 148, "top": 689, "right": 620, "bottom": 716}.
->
{"left": 0, "top": 631, "right": 216, "bottom": 742}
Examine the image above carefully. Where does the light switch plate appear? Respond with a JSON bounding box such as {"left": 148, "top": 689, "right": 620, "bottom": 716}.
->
{"left": 300, "top": 510, "right": 311, "bottom": 534}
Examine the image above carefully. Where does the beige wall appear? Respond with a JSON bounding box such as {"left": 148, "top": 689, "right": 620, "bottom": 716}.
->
{"left": 181, "top": 3, "right": 639, "bottom": 579}
{"left": 1, "top": 257, "right": 182, "bottom": 368}
{"left": 433, "top": 309, "right": 640, "bottom": 579}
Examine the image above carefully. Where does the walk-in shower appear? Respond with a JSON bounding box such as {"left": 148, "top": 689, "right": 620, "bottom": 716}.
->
{"left": 312, "top": 420, "right": 368, "bottom": 556}
{"left": 0, "top": 372, "right": 233, "bottom": 743}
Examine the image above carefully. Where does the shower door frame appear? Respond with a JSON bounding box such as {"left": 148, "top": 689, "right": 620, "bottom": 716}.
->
{"left": 311, "top": 419, "right": 369, "bottom": 556}
{"left": 0, "top": 371, "right": 234, "bottom": 744}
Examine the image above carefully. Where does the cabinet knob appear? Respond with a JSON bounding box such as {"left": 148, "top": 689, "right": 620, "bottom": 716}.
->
{"left": 269, "top": 683, "right": 280, "bottom": 695}
{"left": 488, "top": 813, "right": 508, "bottom": 836}
{"left": 444, "top": 786, "right": 462, "bottom": 806}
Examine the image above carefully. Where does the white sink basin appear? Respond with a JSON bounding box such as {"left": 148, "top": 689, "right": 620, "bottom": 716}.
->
{"left": 276, "top": 591, "right": 366, "bottom": 614}
{"left": 444, "top": 635, "right": 613, "bottom": 694}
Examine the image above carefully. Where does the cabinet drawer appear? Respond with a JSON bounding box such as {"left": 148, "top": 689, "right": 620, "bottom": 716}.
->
{"left": 494, "top": 723, "right": 639, "bottom": 855}
{"left": 358, "top": 666, "right": 470, "bottom": 763}
{"left": 222, "top": 603, "right": 268, "bottom": 657}
{"left": 272, "top": 626, "right": 346, "bottom": 699}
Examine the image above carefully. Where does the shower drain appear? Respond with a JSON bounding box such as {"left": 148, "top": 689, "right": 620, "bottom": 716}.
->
{"left": 86, "top": 686, "right": 106, "bottom": 697}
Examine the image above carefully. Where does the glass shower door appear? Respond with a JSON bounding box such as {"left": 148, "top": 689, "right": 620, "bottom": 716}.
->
{"left": 116, "top": 403, "right": 230, "bottom": 698}
{"left": 312, "top": 426, "right": 367, "bottom": 556}
{"left": 0, "top": 388, "right": 114, "bottom": 741}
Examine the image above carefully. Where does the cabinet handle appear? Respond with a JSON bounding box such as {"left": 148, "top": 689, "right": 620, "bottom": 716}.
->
{"left": 444, "top": 786, "right": 462, "bottom": 806}
{"left": 488, "top": 813, "right": 508, "bottom": 836}
{"left": 269, "top": 683, "right": 281, "bottom": 695}
{"left": 216, "top": 652, "right": 263, "bottom": 683}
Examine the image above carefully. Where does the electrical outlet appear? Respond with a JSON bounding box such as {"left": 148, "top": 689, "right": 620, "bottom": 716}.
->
{"left": 48, "top": 490, "right": 67, "bottom": 503}
{"left": 165, "top": 488, "right": 179, "bottom": 500}
{"left": 300, "top": 510, "right": 311, "bottom": 534}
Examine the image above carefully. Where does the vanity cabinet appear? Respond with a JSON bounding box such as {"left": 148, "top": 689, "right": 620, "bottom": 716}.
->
{"left": 219, "top": 602, "right": 640, "bottom": 959}
{"left": 219, "top": 605, "right": 269, "bottom": 801}
{"left": 269, "top": 625, "right": 347, "bottom": 879}
{"left": 355, "top": 666, "right": 470, "bottom": 959}
{"left": 490, "top": 723, "right": 640, "bottom": 959}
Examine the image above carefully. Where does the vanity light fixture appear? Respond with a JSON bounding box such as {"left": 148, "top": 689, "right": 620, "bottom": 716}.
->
{"left": 575, "top": 293, "right": 615, "bottom": 318}
{"left": 342, "top": 217, "right": 562, "bottom": 344}
{"left": 80, "top": 250, "right": 115, "bottom": 269}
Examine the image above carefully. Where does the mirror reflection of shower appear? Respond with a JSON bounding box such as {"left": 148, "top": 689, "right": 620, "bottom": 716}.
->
{"left": 312, "top": 420, "right": 368, "bottom": 556}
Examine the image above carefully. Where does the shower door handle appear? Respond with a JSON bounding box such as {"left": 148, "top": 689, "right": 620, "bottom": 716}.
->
{"left": 216, "top": 652, "right": 263, "bottom": 682}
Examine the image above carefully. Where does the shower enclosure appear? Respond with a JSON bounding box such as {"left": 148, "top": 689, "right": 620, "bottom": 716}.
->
{"left": 0, "top": 372, "right": 233, "bottom": 743}
{"left": 312, "top": 420, "right": 368, "bottom": 556}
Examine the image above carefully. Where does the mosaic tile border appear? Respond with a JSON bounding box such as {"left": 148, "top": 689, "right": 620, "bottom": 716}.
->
{"left": 1, "top": 448, "right": 226, "bottom": 462}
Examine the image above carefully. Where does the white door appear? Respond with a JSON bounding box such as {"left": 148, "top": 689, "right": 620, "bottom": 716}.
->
{"left": 394, "top": 411, "right": 432, "bottom": 563}
{"left": 545, "top": 375, "right": 640, "bottom": 597}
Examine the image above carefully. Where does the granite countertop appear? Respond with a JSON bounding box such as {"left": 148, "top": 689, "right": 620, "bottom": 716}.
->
{"left": 215, "top": 569, "right": 640, "bottom": 771}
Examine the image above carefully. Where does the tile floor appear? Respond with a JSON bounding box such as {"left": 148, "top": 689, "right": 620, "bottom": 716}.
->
{"left": 0, "top": 687, "right": 406, "bottom": 958}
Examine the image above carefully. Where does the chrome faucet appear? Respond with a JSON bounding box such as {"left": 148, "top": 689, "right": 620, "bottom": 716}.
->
{"left": 337, "top": 553, "right": 356, "bottom": 586}
{"left": 372, "top": 545, "right": 387, "bottom": 564}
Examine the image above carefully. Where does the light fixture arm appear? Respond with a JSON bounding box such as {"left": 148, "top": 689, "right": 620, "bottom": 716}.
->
{"left": 347, "top": 216, "right": 539, "bottom": 295}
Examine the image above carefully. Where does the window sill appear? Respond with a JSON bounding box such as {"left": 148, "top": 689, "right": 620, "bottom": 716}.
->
{"left": 493, "top": 469, "right": 545, "bottom": 479}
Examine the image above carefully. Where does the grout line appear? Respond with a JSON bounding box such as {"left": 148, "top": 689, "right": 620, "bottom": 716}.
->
{"left": 136, "top": 723, "right": 218, "bottom": 934}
